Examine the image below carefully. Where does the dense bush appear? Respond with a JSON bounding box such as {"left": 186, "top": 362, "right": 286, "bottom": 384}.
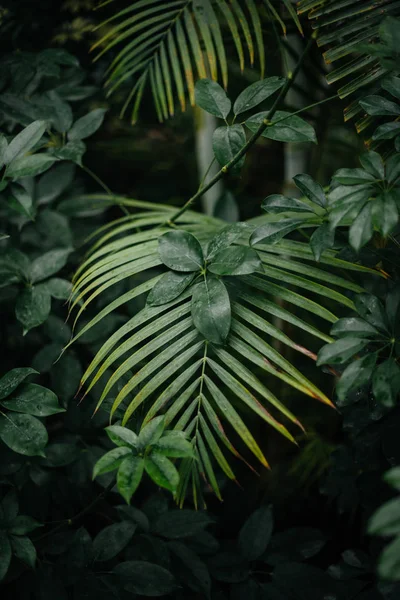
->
{"left": 0, "top": 2, "right": 399, "bottom": 599}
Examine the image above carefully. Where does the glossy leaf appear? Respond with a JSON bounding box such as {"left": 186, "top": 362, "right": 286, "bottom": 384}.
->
{"left": 93, "top": 447, "right": 131, "bottom": 478}
{"left": 144, "top": 453, "right": 179, "bottom": 493}
{"left": 360, "top": 95, "right": 400, "bottom": 116}
{"left": 333, "top": 168, "right": 377, "bottom": 185}
{"left": 212, "top": 125, "right": 246, "bottom": 174}
{"left": 138, "top": 416, "right": 165, "bottom": 449}
{"left": 92, "top": 521, "right": 136, "bottom": 561}
{"left": 206, "top": 222, "right": 249, "bottom": 260}
{"left": 191, "top": 277, "right": 231, "bottom": 344}
{"left": 1, "top": 383, "right": 64, "bottom": 417}
{"left": 152, "top": 433, "right": 195, "bottom": 458}
{"left": 0, "top": 413, "right": 48, "bottom": 456}
{"left": 30, "top": 249, "right": 71, "bottom": 284}
{"left": 246, "top": 111, "right": 317, "bottom": 143}
{"left": 6, "top": 155, "right": 56, "bottom": 179}
{"left": 195, "top": 79, "right": 231, "bottom": 119}
{"left": 68, "top": 108, "right": 107, "bottom": 141}
{"left": 117, "top": 455, "right": 144, "bottom": 504}
{"left": 0, "top": 368, "right": 37, "bottom": 401}
{"left": 310, "top": 224, "right": 335, "bottom": 261}
{"left": 317, "top": 337, "right": 368, "bottom": 366}
{"left": 359, "top": 151, "right": 385, "bottom": 179}
{"left": 262, "top": 194, "right": 316, "bottom": 214}
{"left": 3, "top": 120, "right": 46, "bottom": 165}
{"left": 293, "top": 174, "right": 327, "bottom": 208}
{"left": 15, "top": 287, "right": 51, "bottom": 334}
{"left": 158, "top": 231, "right": 204, "bottom": 272}
{"left": 208, "top": 246, "right": 262, "bottom": 276}
{"left": 233, "top": 77, "right": 284, "bottom": 115}
{"left": 250, "top": 219, "right": 305, "bottom": 246}
{"left": 147, "top": 271, "right": 195, "bottom": 306}
{"left": 106, "top": 425, "right": 139, "bottom": 449}
{"left": 349, "top": 203, "right": 373, "bottom": 251}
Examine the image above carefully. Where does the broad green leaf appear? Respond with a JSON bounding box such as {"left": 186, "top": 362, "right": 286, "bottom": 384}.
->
{"left": 147, "top": 271, "right": 195, "bottom": 306}
{"left": 262, "top": 194, "right": 316, "bottom": 214}
{"left": 331, "top": 317, "right": 379, "bottom": 338}
{"left": 152, "top": 434, "right": 195, "bottom": 458}
{"left": 208, "top": 246, "right": 262, "bottom": 276}
{"left": 382, "top": 75, "right": 400, "bottom": 100}
{"left": 195, "top": 79, "right": 231, "bottom": 119}
{"left": 360, "top": 95, "right": 400, "bottom": 116}
{"left": 9, "top": 184, "right": 34, "bottom": 220}
{"left": 191, "top": 277, "right": 231, "bottom": 344}
{"left": 246, "top": 111, "right": 317, "bottom": 143}
{"left": 3, "top": 120, "right": 46, "bottom": 165}
{"left": 113, "top": 560, "right": 175, "bottom": 596}
{"left": 336, "top": 355, "right": 376, "bottom": 405}
{"left": 372, "top": 192, "right": 398, "bottom": 237}
{"left": 317, "top": 338, "right": 368, "bottom": 366}
{"left": 378, "top": 536, "right": 400, "bottom": 581}
{"left": 93, "top": 447, "right": 131, "bottom": 479}
{"left": 233, "top": 77, "right": 285, "bottom": 115}
{"left": 138, "top": 416, "right": 165, "bottom": 449}
{"left": 158, "top": 231, "right": 204, "bottom": 272}
{"left": 1, "top": 383, "right": 64, "bottom": 417}
{"left": 152, "top": 510, "right": 213, "bottom": 539}
{"left": 117, "top": 455, "right": 144, "bottom": 504}
{"left": 354, "top": 293, "right": 389, "bottom": 332}
{"left": 68, "top": 108, "right": 107, "bottom": 141}
{"left": 238, "top": 505, "right": 273, "bottom": 561}
{"left": 373, "top": 121, "right": 400, "bottom": 140}
{"left": 0, "top": 413, "right": 48, "bottom": 456}
{"left": 359, "top": 151, "right": 385, "bottom": 179}
{"left": 333, "top": 168, "right": 377, "bottom": 185}
{"left": 144, "top": 453, "right": 179, "bottom": 493}
{"left": 349, "top": 203, "right": 373, "bottom": 251}
{"left": 310, "top": 224, "right": 335, "bottom": 261}
{"left": 106, "top": 425, "right": 139, "bottom": 449}
{"left": 372, "top": 359, "right": 400, "bottom": 407}
{"left": 10, "top": 536, "right": 36, "bottom": 568}
{"left": 212, "top": 125, "right": 246, "bottom": 174}
{"left": 15, "top": 286, "right": 51, "bottom": 334}
{"left": 386, "top": 154, "right": 400, "bottom": 184}
{"left": 30, "top": 248, "right": 71, "bottom": 283}
{"left": 6, "top": 155, "right": 56, "bottom": 179}
{"left": 293, "top": 174, "right": 327, "bottom": 208}
{"left": 42, "top": 278, "right": 73, "bottom": 300}
{"left": 8, "top": 516, "right": 42, "bottom": 535}
{"left": 0, "top": 368, "right": 37, "bottom": 401}
{"left": 369, "top": 497, "right": 400, "bottom": 536}
{"left": 250, "top": 219, "right": 305, "bottom": 246}
{"left": 206, "top": 222, "right": 249, "bottom": 260}
{"left": 0, "top": 532, "right": 12, "bottom": 581}
{"left": 51, "top": 140, "right": 86, "bottom": 165}
{"left": 92, "top": 521, "right": 136, "bottom": 562}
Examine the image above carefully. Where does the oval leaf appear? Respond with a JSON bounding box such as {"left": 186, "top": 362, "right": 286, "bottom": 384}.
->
{"left": 147, "top": 271, "right": 195, "bottom": 307}
{"left": 208, "top": 246, "right": 262, "bottom": 276}
{"left": 212, "top": 125, "right": 246, "bottom": 174}
{"left": 0, "top": 413, "right": 48, "bottom": 456}
{"left": 195, "top": 79, "right": 231, "bottom": 119}
{"left": 233, "top": 77, "right": 285, "bottom": 115}
{"left": 68, "top": 108, "right": 107, "bottom": 141}
{"left": 117, "top": 455, "right": 144, "bottom": 504}
{"left": 144, "top": 453, "right": 179, "bottom": 493}
{"left": 191, "top": 278, "right": 231, "bottom": 344}
{"left": 1, "top": 383, "right": 64, "bottom": 417}
{"left": 158, "top": 230, "right": 204, "bottom": 272}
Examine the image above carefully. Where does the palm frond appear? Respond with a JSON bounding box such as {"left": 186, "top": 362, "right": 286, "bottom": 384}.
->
{"left": 297, "top": 0, "right": 400, "bottom": 130}
{"left": 92, "top": 0, "right": 267, "bottom": 123}
{"left": 67, "top": 196, "right": 377, "bottom": 505}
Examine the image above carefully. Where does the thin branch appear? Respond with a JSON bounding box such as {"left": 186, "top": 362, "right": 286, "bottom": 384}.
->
{"left": 166, "top": 34, "right": 317, "bottom": 225}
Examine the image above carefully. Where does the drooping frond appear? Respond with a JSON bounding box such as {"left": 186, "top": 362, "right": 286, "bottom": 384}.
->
{"left": 67, "top": 196, "right": 376, "bottom": 505}
{"left": 297, "top": 0, "right": 400, "bottom": 132}
{"left": 91, "top": 0, "right": 268, "bottom": 123}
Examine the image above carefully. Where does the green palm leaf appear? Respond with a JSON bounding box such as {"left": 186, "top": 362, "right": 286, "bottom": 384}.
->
{"left": 68, "top": 200, "right": 380, "bottom": 504}
{"left": 297, "top": 0, "right": 400, "bottom": 130}
{"left": 92, "top": 0, "right": 267, "bottom": 123}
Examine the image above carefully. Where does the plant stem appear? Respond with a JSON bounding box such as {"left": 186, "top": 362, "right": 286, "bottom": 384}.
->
{"left": 166, "top": 34, "right": 316, "bottom": 225}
